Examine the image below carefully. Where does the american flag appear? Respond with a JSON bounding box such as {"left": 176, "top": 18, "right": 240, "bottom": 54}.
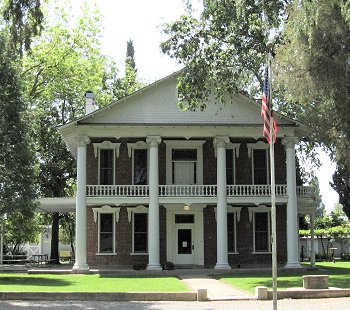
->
{"left": 261, "top": 67, "right": 278, "bottom": 144}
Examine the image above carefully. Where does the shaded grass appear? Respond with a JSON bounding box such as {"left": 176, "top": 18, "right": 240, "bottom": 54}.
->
{"left": 0, "top": 274, "right": 190, "bottom": 292}
{"left": 217, "top": 261, "right": 350, "bottom": 294}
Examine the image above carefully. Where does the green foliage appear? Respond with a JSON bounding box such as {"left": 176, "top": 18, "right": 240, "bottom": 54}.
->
{"left": 1, "top": 0, "right": 44, "bottom": 54}
{"left": 126, "top": 39, "right": 136, "bottom": 70}
{"left": 332, "top": 164, "right": 350, "bottom": 219}
{"left": 133, "top": 263, "right": 147, "bottom": 270}
{"left": 161, "top": 0, "right": 285, "bottom": 109}
{"left": 161, "top": 1, "right": 350, "bottom": 214}
{"left": 161, "top": 261, "right": 175, "bottom": 270}
{"left": 112, "top": 39, "right": 144, "bottom": 100}
{"left": 21, "top": 1, "right": 121, "bottom": 260}
{"left": 0, "top": 31, "right": 38, "bottom": 251}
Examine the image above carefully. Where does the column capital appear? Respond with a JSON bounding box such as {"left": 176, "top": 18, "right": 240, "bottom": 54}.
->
{"left": 213, "top": 136, "right": 230, "bottom": 148}
{"left": 76, "top": 136, "right": 90, "bottom": 147}
{"left": 146, "top": 136, "right": 161, "bottom": 147}
{"left": 282, "top": 137, "right": 299, "bottom": 148}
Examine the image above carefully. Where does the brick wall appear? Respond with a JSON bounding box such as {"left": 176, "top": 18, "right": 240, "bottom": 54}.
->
{"left": 85, "top": 137, "right": 288, "bottom": 268}
{"left": 86, "top": 137, "right": 286, "bottom": 186}
{"left": 87, "top": 205, "right": 167, "bottom": 267}
{"left": 203, "top": 204, "right": 287, "bottom": 268}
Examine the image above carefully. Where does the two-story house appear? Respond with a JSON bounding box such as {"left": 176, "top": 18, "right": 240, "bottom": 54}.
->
{"left": 49, "top": 71, "right": 314, "bottom": 272}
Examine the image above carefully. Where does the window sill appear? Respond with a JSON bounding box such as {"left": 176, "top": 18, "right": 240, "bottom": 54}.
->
{"left": 130, "top": 252, "right": 148, "bottom": 256}
{"left": 96, "top": 253, "right": 118, "bottom": 256}
{"left": 228, "top": 252, "right": 239, "bottom": 255}
{"left": 252, "top": 251, "right": 271, "bottom": 254}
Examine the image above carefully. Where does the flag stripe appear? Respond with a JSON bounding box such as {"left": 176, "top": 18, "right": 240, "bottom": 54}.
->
{"left": 261, "top": 67, "right": 278, "bottom": 144}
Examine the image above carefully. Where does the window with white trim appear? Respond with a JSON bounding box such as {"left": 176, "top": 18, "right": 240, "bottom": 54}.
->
{"left": 164, "top": 140, "right": 205, "bottom": 185}
{"left": 133, "top": 149, "right": 148, "bottom": 185}
{"left": 172, "top": 149, "right": 197, "bottom": 184}
{"left": 227, "top": 212, "right": 237, "bottom": 252}
{"left": 99, "top": 149, "right": 114, "bottom": 185}
{"left": 133, "top": 213, "right": 148, "bottom": 253}
{"left": 247, "top": 141, "right": 269, "bottom": 185}
{"left": 253, "top": 149, "right": 268, "bottom": 185}
{"left": 93, "top": 141, "right": 120, "bottom": 185}
{"left": 249, "top": 206, "right": 271, "bottom": 253}
{"left": 99, "top": 213, "right": 114, "bottom": 253}
{"left": 226, "top": 149, "right": 235, "bottom": 185}
{"left": 127, "top": 205, "right": 148, "bottom": 254}
{"left": 93, "top": 206, "right": 120, "bottom": 255}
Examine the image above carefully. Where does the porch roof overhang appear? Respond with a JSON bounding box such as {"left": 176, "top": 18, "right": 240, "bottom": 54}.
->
{"left": 38, "top": 197, "right": 76, "bottom": 212}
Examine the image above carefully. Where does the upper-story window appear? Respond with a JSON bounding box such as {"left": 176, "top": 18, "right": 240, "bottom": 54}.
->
{"left": 99, "top": 149, "right": 114, "bottom": 185}
{"left": 164, "top": 140, "right": 205, "bottom": 185}
{"left": 253, "top": 149, "right": 268, "bottom": 185}
{"left": 226, "top": 149, "right": 235, "bottom": 185}
{"left": 93, "top": 141, "right": 120, "bottom": 185}
{"left": 133, "top": 149, "right": 148, "bottom": 185}
{"left": 225, "top": 143, "right": 240, "bottom": 185}
{"left": 172, "top": 149, "right": 197, "bottom": 184}
{"left": 247, "top": 141, "right": 269, "bottom": 185}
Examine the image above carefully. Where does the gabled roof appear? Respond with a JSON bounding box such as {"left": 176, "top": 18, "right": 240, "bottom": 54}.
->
{"left": 58, "top": 70, "right": 306, "bottom": 157}
{"left": 59, "top": 69, "right": 298, "bottom": 129}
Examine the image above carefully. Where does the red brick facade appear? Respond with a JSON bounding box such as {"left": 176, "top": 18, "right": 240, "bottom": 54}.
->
{"left": 86, "top": 137, "right": 288, "bottom": 268}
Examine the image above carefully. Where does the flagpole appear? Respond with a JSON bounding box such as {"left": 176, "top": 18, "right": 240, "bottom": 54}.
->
{"left": 267, "top": 43, "right": 278, "bottom": 310}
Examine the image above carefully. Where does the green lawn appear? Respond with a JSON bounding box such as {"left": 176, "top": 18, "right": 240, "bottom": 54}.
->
{"left": 217, "top": 261, "right": 350, "bottom": 294}
{"left": 0, "top": 274, "right": 190, "bottom": 292}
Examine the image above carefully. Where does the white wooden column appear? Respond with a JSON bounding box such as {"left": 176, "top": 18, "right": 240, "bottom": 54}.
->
{"left": 214, "top": 136, "right": 231, "bottom": 270}
{"left": 283, "top": 137, "right": 301, "bottom": 268}
{"left": 72, "top": 136, "right": 90, "bottom": 273}
{"left": 310, "top": 212, "right": 316, "bottom": 267}
{"left": 146, "top": 136, "right": 162, "bottom": 271}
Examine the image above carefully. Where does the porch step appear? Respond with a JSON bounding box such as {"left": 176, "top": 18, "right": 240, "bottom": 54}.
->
{"left": 175, "top": 265, "right": 200, "bottom": 269}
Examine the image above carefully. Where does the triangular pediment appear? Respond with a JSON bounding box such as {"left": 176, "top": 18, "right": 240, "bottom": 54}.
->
{"left": 77, "top": 73, "right": 295, "bottom": 127}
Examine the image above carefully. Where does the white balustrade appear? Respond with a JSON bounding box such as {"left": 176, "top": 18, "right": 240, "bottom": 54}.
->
{"left": 86, "top": 184, "right": 314, "bottom": 198}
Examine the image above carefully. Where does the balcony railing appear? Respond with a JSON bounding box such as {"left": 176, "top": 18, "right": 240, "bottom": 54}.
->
{"left": 86, "top": 184, "right": 314, "bottom": 199}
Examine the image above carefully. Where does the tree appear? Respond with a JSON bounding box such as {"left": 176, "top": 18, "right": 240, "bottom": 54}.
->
{"left": 2, "top": 0, "right": 44, "bottom": 54}
{"left": 126, "top": 39, "right": 136, "bottom": 70}
{"left": 332, "top": 164, "right": 350, "bottom": 219}
{"left": 112, "top": 39, "right": 144, "bottom": 100}
{"left": 161, "top": 0, "right": 283, "bottom": 109}
{"left": 22, "top": 2, "right": 118, "bottom": 262}
{"left": 161, "top": 0, "right": 350, "bottom": 215}
{"left": 0, "top": 31, "right": 38, "bottom": 253}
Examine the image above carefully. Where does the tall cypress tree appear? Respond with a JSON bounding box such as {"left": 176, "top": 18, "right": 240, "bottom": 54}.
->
{"left": 0, "top": 32, "right": 38, "bottom": 252}
{"left": 126, "top": 39, "right": 136, "bottom": 71}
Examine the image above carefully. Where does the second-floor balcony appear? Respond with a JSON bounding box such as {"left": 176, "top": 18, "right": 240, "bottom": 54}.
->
{"left": 86, "top": 184, "right": 315, "bottom": 206}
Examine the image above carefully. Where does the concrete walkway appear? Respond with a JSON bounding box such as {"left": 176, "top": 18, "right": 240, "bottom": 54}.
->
{"left": 180, "top": 274, "right": 255, "bottom": 301}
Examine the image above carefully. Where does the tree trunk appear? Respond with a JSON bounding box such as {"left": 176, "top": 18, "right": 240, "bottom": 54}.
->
{"left": 50, "top": 212, "right": 60, "bottom": 264}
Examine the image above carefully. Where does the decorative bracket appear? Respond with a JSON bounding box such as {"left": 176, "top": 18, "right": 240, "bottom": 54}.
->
{"left": 93, "top": 141, "right": 121, "bottom": 158}
{"left": 92, "top": 205, "right": 121, "bottom": 223}
{"left": 126, "top": 205, "right": 148, "bottom": 223}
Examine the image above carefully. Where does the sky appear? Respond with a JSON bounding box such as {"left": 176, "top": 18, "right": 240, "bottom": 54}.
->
{"left": 69, "top": 0, "right": 338, "bottom": 211}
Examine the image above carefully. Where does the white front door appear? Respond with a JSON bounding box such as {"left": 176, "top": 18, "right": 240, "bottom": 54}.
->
{"left": 166, "top": 206, "right": 205, "bottom": 266}
{"left": 174, "top": 225, "right": 195, "bottom": 265}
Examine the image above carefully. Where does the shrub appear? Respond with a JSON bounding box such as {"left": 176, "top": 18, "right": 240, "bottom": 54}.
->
{"left": 133, "top": 263, "right": 147, "bottom": 270}
{"left": 161, "top": 261, "right": 175, "bottom": 270}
